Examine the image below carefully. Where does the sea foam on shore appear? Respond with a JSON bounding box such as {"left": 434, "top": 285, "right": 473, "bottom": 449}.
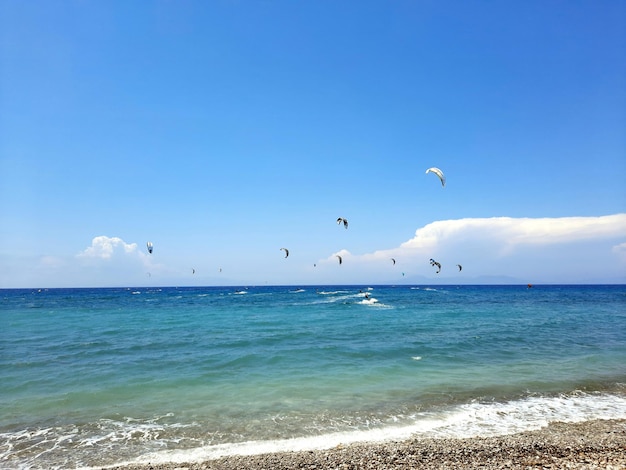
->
{"left": 102, "top": 419, "right": 626, "bottom": 470}
{"left": 95, "top": 391, "right": 626, "bottom": 469}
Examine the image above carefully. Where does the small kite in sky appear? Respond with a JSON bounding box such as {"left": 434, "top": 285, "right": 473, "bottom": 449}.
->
{"left": 425, "top": 167, "right": 445, "bottom": 187}
{"left": 429, "top": 258, "right": 442, "bottom": 274}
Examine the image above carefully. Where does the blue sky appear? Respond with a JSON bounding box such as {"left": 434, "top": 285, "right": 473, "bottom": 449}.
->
{"left": 1, "top": 1, "right": 625, "bottom": 288}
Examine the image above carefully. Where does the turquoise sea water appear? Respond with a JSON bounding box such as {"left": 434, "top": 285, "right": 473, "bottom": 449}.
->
{"left": 1, "top": 285, "right": 626, "bottom": 469}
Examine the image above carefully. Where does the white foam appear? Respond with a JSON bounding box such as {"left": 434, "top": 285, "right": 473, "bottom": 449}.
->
{"left": 314, "top": 293, "right": 356, "bottom": 304}
{"left": 358, "top": 298, "right": 392, "bottom": 308}
{"left": 126, "top": 392, "right": 626, "bottom": 467}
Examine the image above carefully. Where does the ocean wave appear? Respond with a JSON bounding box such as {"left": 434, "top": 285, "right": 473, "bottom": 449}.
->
{"left": 3, "top": 391, "right": 626, "bottom": 470}
{"left": 127, "top": 391, "right": 626, "bottom": 466}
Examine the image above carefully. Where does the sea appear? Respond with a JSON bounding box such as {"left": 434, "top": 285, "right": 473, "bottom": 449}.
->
{"left": 1, "top": 284, "right": 625, "bottom": 469}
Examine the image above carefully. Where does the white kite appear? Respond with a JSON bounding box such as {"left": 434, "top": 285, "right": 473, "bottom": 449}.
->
{"left": 425, "top": 167, "right": 446, "bottom": 187}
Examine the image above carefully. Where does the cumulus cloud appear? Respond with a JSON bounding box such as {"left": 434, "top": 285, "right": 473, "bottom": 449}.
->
{"left": 332, "top": 249, "right": 351, "bottom": 258}
{"left": 77, "top": 236, "right": 138, "bottom": 259}
{"left": 65, "top": 235, "right": 164, "bottom": 286}
{"left": 399, "top": 214, "right": 626, "bottom": 253}
{"left": 347, "top": 214, "right": 626, "bottom": 283}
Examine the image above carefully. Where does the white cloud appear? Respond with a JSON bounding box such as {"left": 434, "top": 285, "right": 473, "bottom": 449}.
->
{"left": 4, "top": 217, "right": 625, "bottom": 288}
{"left": 346, "top": 214, "right": 626, "bottom": 283}
{"left": 398, "top": 214, "right": 626, "bottom": 253}
{"left": 613, "top": 242, "right": 626, "bottom": 261}
{"left": 77, "top": 236, "right": 139, "bottom": 259}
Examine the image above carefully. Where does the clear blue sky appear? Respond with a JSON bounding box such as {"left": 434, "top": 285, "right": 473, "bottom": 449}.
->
{"left": 1, "top": 1, "right": 625, "bottom": 288}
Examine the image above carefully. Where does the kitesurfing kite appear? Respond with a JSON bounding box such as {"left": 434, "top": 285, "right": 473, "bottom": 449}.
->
{"left": 336, "top": 255, "right": 343, "bottom": 265}
{"left": 457, "top": 264, "right": 462, "bottom": 272}
{"left": 146, "top": 242, "right": 153, "bottom": 254}
{"left": 425, "top": 167, "right": 445, "bottom": 187}
{"left": 336, "top": 217, "right": 348, "bottom": 229}
{"left": 280, "top": 247, "right": 289, "bottom": 258}
{"left": 429, "top": 258, "right": 441, "bottom": 274}
{"left": 391, "top": 258, "right": 396, "bottom": 265}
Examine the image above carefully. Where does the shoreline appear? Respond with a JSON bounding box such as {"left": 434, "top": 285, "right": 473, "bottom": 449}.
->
{"left": 106, "top": 418, "right": 626, "bottom": 470}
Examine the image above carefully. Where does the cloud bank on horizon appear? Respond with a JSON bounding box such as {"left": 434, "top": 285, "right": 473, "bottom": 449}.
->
{"left": 400, "top": 214, "right": 626, "bottom": 253}
{"left": 340, "top": 214, "right": 626, "bottom": 282}
{"left": 2, "top": 214, "right": 624, "bottom": 288}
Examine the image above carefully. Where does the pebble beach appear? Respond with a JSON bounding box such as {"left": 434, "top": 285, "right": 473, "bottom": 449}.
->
{"left": 108, "top": 419, "right": 626, "bottom": 470}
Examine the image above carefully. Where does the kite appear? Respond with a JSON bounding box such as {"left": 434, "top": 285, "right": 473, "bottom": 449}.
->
{"left": 146, "top": 242, "right": 153, "bottom": 254}
{"left": 391, "top": 258, "right": 396, "bottom": 265}
{"left": 425, "top": 167, "right": 445, "bottom": 187}
{"left": 280, "top": 247, "right": 289, "bottom": 258}
{"left": 336, "top": 255, "right": 343, "bottom": 265}
{"left": 457, "top": 264, "right": 462, "bottom": 272}
{"left": 336, "top": 217, "right": 348, "bottom": 229}
{"left": 429, "top": 258, "right": 441, "bottom": 274}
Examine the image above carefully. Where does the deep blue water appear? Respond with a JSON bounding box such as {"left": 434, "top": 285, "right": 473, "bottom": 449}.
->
{"left": 1, "top": 285, "right": 625, "bottom": 469}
